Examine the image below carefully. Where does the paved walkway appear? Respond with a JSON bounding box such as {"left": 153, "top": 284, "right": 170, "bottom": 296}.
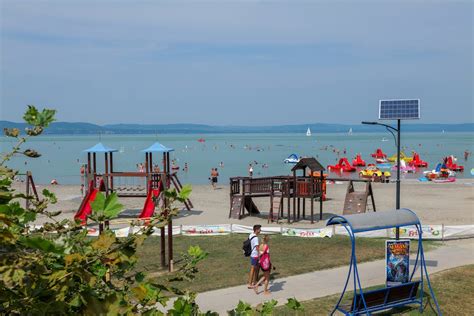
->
{"left": 194, "top": 239, "right": 474, "bottom": 314}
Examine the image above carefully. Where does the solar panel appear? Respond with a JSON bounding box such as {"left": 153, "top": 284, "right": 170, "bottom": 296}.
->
{"left": 379, "top": 99, "right": 420, "bottom": 120}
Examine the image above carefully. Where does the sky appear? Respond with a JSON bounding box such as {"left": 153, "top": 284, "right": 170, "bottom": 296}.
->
{"left": 1, "top": 0, "right": 472, "bottom": 125}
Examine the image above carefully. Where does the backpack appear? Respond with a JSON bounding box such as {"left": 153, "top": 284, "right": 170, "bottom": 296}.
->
{"left": 243, "top": 235, "right": 257, "bottom": 257}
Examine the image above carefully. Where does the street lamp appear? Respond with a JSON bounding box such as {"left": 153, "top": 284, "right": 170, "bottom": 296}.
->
{"left": 362, "top": 120, "right": 402, "bottom": 239}
{"left": 363, "top": 99, "right": 420, "bottom": 240}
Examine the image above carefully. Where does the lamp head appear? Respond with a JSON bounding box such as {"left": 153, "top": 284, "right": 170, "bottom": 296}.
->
{"left": 361, "top": 121, "right": 378, "bottom": 125}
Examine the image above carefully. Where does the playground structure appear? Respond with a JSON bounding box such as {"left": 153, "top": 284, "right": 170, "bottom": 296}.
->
{"left": 74, "top": 142, "right": 193, "bottom": 271}
{"left": 343, "top": 180, "right": 376, "bottom": 215}
{"left": 75, "top": 142, "right": 192, "bottom": 224}
{"left": 328, "top": 158, "right": 356, "bottom": 172}
{"left": 352, "top": 154, "right": 366, "bottom": 167}
{"left": 326, "top": 209, "right": 441, "bottom": 315}
{"left": 444, "top": 155, "right": 464, "bottom": 172}
{"left": 23, "top": 171, "right": 39, "bottom": 209}
{"left": 409, "top": 152, "right": 428, "bottom": 168}
{"left": 229, "top": 158, "right": 325, "bottom": 223}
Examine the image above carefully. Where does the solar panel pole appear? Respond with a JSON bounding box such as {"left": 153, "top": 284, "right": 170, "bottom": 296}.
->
{"left": 396, "top": 119, "right": 401, "bottom": 240}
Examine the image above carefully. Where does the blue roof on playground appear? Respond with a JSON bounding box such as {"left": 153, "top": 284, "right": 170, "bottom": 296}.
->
{"left": 141, "top": 142, "right": 174, "bottom": 153}
{"left": 326, "top": 208, "right": 420, "bottom": 233}
{"left": 83, "top": 142, "right": 118, "bottom": 153}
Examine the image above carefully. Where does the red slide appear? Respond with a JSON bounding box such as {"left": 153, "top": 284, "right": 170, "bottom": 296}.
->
{"left": 75, "top": 180, "right": 100, "bottom": 224}
{"left": 139, "top": 184, "right": 161, "bottom": 218}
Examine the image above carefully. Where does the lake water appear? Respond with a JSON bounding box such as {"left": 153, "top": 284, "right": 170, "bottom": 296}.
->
{"left": 1, "top": 132, "right": 473, "bottom": 185}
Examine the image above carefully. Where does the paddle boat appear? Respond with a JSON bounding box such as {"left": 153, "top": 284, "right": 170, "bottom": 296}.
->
{"left": 371, "top": 148, "right": 389, "bottom": 163}
{"left": 328, "top": 158, "right": 356, "bottom": 172}
{"left": 409, "top": 152, "right": 428, "bottom": 168}
{"left": 432, "top": 177, "right": 456, "bottom": 183}
{"left": 392, "top": 159, "right": 416, "bottom": 173}
{"left": 371, "top": 148, "right": 387, "bottom": 159}
{"left": 387, "top": 151, "right": 413, "bottom": 163}
{"left": 352, "top": 154, "right": 366, "bottom": 167}
{"left": 423, "top": 163, "right": 455, "bottom": 180}
{"left": 359, "top": 164, "right": 391, "bottom": 178}
{"left": 284, "top": 154, "right": 300, "bottom": 164}
{"left": 444, "top": 155, "right": 464, "bottom": 172}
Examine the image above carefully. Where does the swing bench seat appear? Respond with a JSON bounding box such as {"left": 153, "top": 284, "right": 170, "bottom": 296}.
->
{"left": 341, "top": 281, "right": 421, "bottom": 315}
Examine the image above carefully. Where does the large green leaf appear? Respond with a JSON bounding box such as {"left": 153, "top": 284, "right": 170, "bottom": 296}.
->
{"left": 91, "top": 192, "right": 106, "bottom": 213}
{"left": 20, "top": 236, "right": 64, "bottom": 254}
{"left": 103, "top": 193, "right": 123, "bottom": 219}
{"left": 178, "top": 185, "right": 192, "bottom": 201}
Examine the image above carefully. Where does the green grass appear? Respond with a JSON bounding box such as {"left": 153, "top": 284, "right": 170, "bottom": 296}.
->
{"left": 136, "top": 234, "right": 438, "bottom": 294}
{"left": 273, "top": 264, "right": 474, "bottom": 315}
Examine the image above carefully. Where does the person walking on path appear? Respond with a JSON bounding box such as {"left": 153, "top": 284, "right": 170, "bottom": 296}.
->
{"left": 247, "top": 225, "right": 261, "bottom": 289}
{"left": 254, "top": 235, "right": 272, "bottom": 295}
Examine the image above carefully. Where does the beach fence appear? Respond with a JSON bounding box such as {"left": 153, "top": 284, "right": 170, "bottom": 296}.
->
{"left": 78, "top": 223, "right": 474, "bottom": 240}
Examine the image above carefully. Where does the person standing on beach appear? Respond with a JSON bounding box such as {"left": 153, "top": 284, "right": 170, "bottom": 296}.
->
{"left": 183, "top": 163, "right": 188, "bottom": 172}
{"left": 210, "top": 168, "right": 219, "bottom": 189}
{"left": 247, "top": 225, "right": 261, "bottom": 289}
{"left": 249, "top": 164, "right": 254, "bottom": 177}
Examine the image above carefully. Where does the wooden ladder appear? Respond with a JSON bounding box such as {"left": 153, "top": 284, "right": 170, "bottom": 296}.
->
{"left": 269, "top": 192, "right": 282, "bottom": 223}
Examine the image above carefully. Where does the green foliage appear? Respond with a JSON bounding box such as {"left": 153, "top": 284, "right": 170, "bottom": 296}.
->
{"left": 23, "top": 105, "right": 56, "bottom": 127}
{"left": 0, "top": 105, "right": 208, "bottom": 315}
{"left": 229, "top": 301, "right": 253, "bottom": 316}
{"left": 286, "top": 297, "right": 304, "bottom": 311}
{"left": 256, "top": 300, "right": 278, "bottom": 315}
{"left": 89, "top": 192, "right": 123, "bottom": 222}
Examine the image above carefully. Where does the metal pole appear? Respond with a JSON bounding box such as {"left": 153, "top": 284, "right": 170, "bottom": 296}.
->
{"left": 396, "top": 119, "right": 401, "bottom": 240}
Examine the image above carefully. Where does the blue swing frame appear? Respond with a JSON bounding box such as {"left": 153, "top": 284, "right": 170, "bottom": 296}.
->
{"left": 326, "top": 208, "right": 442, "bottom": 315}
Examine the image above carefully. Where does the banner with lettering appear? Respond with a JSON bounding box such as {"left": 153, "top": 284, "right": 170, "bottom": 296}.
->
{"left": 282, "top": 227, "right": 332, "bottom": 238}
{"left": 182, "top": 225, "right": 231, "bottom": 236}
{"left": 392, "top": 225, "right": 443, "bottom": 239}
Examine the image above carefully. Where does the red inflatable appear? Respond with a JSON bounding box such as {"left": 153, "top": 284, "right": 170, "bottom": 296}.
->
{"left": 409, "top": 152, "right": 428, "bottom": 168}
{"left": 328, "top": 158, "right": 356, "bottom": 172}
{"left": 371, "top": 148, "right": 387, "bottom": 159}
{"left": 444, "top": 156, "right": 464, "bottom": 172}
{"left": 352, "top": 154, "right": 366, "bottom": 167}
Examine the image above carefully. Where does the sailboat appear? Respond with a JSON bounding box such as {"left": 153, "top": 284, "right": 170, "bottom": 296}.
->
{"left": 348, "top": 128, "right": 353, "bottom": 135}
{"left": 306, "top": 127, "right": 312, "bottom": 136}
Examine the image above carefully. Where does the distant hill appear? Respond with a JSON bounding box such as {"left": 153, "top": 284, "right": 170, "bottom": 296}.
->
{"left": 0, "top": 121, "right": 473, "bottom": 135}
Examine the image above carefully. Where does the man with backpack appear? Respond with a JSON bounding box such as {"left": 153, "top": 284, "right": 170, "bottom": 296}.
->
{"left": 243, "top": 224, "right": 261, "bottom": 289}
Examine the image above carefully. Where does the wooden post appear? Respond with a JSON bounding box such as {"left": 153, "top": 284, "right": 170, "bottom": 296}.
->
{"left": 303, "top": 197, "right": 306, "bottom": 219}
{"left": 160, "top": 227, "right": 166, "bottom": 267}
{"left": 150, "top": 153, "right": 154, "bottom": 173}
{"left": 104, "top": 153, "right": 109, "bottom": 196}
{"left": 109, "top": 152, "right": 114, "bottom": 191}
{"left": 25, "top": 172, "right": 30, "bottom": 209}
{"left": 168, "top": 220, "right": 173, "bottom": 271}
{"left": 87, "top": 153, "right": 91, "bottom": 174}
{"left": 369, "top": 182, "right": 376, "bottom": 212}
{"left": 287, "top": 180, "right": 291, "bottom": 223}
{"left": 292, "top": 171, "right": 296, "bottom": 222}
{"left": 92, "top": 153, "right": 97, "bottom": 174}
{"left": 145, "top": 152, "right": 149, "bottom": 175}
{"left": 320, "top": 172, "right": 324, "bottom": 220}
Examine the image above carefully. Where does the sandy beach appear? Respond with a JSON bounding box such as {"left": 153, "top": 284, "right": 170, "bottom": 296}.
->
{"left": 15, "top": 179, "right": 474, "bottom": 227}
